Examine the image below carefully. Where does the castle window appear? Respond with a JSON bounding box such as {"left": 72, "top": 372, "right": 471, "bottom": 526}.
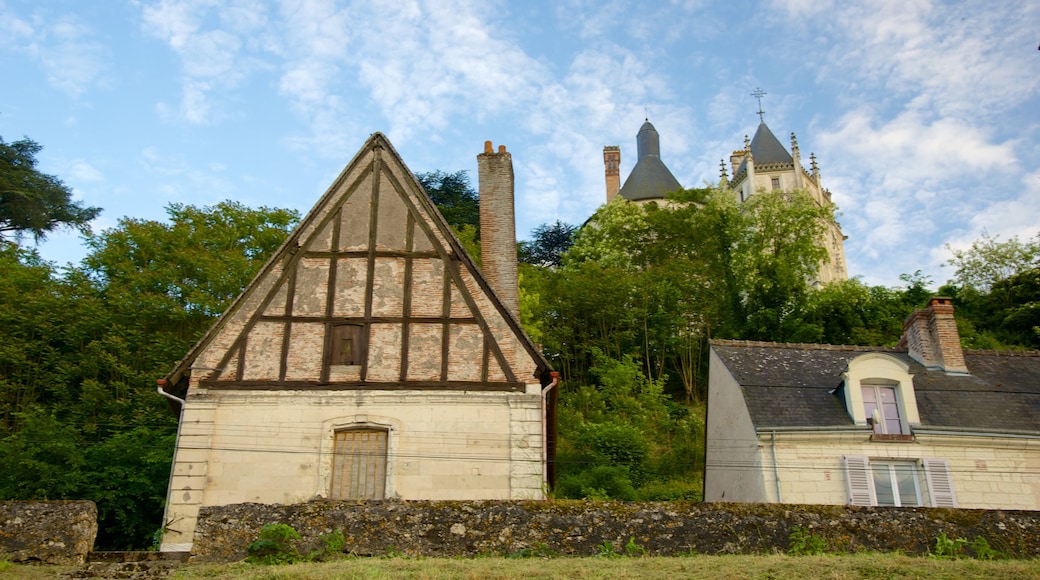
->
{"left": 330, "top": 323, "right": 365, "bottom": 366}
{"left": 771, "top": 177, "right": 781, "bottom": 190}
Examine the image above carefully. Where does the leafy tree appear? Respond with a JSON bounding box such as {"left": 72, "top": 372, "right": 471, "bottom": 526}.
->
{"left": 0, "top": 136, "right": 101, "bottom": 241}
{"left": 415, "top": 170, "right": 479, "bottom": 233}
{"left": 519, "top": 220, "right": 578, "bottom": 268}
{"left": 946, "top": 231, "right": 1040, "bottom": 294}
{"left": 0, "top": 201, "right": 298, "bottom": 549}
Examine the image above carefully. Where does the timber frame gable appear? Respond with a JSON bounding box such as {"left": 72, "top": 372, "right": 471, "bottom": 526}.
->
{"left": 162, "top": 132, "right": 550, "bottom": 398}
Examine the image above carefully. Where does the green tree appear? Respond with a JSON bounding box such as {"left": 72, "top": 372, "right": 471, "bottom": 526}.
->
{"left": 415, "top": 170, "right": 479, "bottom": 233}
{"left": 0, "top": 136, "right": 101, "bottom": 241}
{"left": 519, "top": 220, "right": 578, "bottom": 268}
{"left": 0, "top": 201, "right": 298, "bottom": 549}
{"left": 946, "top": 231, "right": 1040, "bottom": 294}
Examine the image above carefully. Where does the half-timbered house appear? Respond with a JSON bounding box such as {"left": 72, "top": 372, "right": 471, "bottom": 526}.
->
{"left": 157, "top": 133, "right": 555, "bottom": 551}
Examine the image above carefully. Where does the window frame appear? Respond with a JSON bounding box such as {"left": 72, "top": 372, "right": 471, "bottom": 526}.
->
{"left": 844, "top": 455, "right": 957, "bottom": 507}
{"left": 862, "top": 384, "right": 906, "bottom": 435}
{"left": 329, "top": 323, "right": 366, "bottom": 367}
{"left": 329, "top": 427, "right": 388, "bottom": 500}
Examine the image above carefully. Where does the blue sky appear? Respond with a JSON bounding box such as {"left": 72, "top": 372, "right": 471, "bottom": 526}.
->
{"left": 1, "top": 0, "right": 1037, "bottom": 287}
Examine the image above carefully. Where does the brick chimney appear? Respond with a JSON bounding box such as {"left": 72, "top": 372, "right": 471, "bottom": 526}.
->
{"left": 898, "top": 297, "right": 968, "bottom": 373}
{"left": 603, "top": 145, "right": 620, "bottom": 202}
{"left": 477, "top": 141, "right": 519, "bottom": 320}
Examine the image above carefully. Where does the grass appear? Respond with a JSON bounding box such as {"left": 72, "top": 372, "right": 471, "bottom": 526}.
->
{"left": 6, "top": 553, "right": 1040, "bottom": 579}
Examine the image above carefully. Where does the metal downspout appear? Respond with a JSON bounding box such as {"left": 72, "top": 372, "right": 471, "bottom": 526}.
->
{"left": 541, "top": 372, "right": 560, "bottom": 493}
{"left": 156, "top": 379, "right": 185, "bottom": 406}
{"left": 771, "top": 431, "right": 782, "bottom": 503}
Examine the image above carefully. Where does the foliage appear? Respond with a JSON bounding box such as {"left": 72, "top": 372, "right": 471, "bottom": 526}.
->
{"left": 246, "top": 523, "right": 304, "bottom": 565}
{"left": 788, "top": 526, "right": 827, "bottom": 555}
{"left": 625, "top": 536, "right": 648, "bottom": 557}
{"left": 510, "top": 542, "right": 558, "bottom": 559}
{"left": 946, "top": 231, "right": 1040, "bottom": 293}
{"left": 0, "top": 202, "right": 296, "bottom": 549}
{"left": 519, "top": 220, "right": 577, "bottom": 268}
{"left": 971, "top": 536, "right": 1003, "bottom": 560}
{"left": 0, "top": 136, "right": 101, "bottom": 241}
{"left": 931, "top": 532, "right": 968, "bottom": 559}
{"left": 595, "top": 540, "right": 619, "bottom": 558}
{"left": 415, "top": 170, "right": 479, "bottom": 233}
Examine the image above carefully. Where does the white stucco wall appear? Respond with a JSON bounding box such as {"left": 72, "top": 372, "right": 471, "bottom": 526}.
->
{"left": 752, "top": 431, "right": 1040, "bottom": 509}
{"left": 160, "top": 387, "right": 544, "bottom": 551}
{"left": 704, "top": 348, "right": 767, "bottom": 503}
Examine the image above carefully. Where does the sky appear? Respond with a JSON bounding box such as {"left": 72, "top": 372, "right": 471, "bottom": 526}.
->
{"left": 1, "top": 0, "right": 1037, "bottom": 287}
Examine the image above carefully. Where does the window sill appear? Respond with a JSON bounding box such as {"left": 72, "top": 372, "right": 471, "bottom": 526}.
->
{"left": 870, "top": 433, "right": 915, "bottom": 442}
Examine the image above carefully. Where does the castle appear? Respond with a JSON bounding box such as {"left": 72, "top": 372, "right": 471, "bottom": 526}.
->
{"left": 603, "top": 118, "right": 848, "bottom": 284}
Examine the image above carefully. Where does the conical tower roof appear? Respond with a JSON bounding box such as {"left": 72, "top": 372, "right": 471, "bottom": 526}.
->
{"left": 617, "top": 121, "right": 682, "bottom": 201}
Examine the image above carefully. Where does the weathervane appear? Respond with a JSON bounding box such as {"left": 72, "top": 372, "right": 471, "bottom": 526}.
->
{"left": 751, "top": 88, "right": 767, "bottom": 122}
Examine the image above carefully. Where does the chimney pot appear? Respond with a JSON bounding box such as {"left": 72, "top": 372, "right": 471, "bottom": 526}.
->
{"left": 484, "top": 140, "right": 493, "bottom": 154}
{"left": 498, "top": 145, "right": 506, "bottom": 154}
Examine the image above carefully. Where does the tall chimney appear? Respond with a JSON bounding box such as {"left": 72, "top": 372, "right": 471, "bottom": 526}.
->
{"left": 477, "top": 140, "right": 519, "bottom": 320}
{"left": 603, "top": 146, "right": 620, "bottom": 202}
{"left": 899, "top": 297, "right": 968, "bottom": 373}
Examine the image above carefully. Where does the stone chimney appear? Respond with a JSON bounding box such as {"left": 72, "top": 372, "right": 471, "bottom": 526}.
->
{"left": 477, "top": 140, "right": 519, "bottom": 320}
{"left": 603, "top": 145, "right": 620, "bottom": 202}
{"left": 898, "top": 297, "right": 968, "bottom": 373}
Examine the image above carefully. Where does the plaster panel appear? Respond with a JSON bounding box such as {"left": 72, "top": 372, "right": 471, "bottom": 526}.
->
{"left": 241, "top": 321, "right": 283, "bottom": 381}
{"left": 375, "top": 174, "right": 409, "bottom": 251}
{"left": 407, "top": 323, "right": 443, "bottom": 381}
{"left": 367, "top": 323, "right": 402, "bottom": 382}
{"left": 409, "top": 258, "right": 445, "bottom": 317}
{"left": 293, "top": 258, "right": 330, "bottom": 316}
{"left": 371, "top": 258, "right": 405, "bottom": 317}
{"left": 332, "top": 258, "right": 367, "bottom": 317}
{"left": 285, "top": 323, "right": 324, "bottom": 381}
{"left": 337, "top": 177, "right": 372, "bottom": 251}
{"left": 447, "top": 324, "right": 484, "bottom": 382}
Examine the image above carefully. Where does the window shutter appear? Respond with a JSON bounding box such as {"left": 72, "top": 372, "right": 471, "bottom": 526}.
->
{"left": 923, "top": 458, "right": 957, "bottom": 508}
{"left": 843, "top": 455, "right": 873, "bottom": 506}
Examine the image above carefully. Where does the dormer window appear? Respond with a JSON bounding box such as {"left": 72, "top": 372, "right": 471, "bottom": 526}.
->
{"left": 862, "top": 384, "right": 904, "bottom": 434}
{"left": 841, "top": 353, "right": 919, "bottom": 434}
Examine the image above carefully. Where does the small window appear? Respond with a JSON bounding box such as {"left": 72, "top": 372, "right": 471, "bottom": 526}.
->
{"left": 331, "top": 324, "right": 365, "bottom": 366}
{"left": 862, "top": 385, "right": 904, "bottom": 434}
{"left": 771, "top": 177, "right": 781, "bottom": 190}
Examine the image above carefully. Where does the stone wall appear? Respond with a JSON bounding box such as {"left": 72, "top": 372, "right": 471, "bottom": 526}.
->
{"left": 0, "top": 501, "right": 97, "bottom": 565}
{"left": 190, "top": 499, "right": 1040, "bottom": 562}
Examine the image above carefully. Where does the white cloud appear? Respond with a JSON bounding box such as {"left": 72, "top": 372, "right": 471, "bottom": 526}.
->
{"left": 140, "top": 0, "right": 273, "bottom": 124}
{"left": 66, "top": 160, "right": 104, "bottom": 183}
{"left": 0, "top": 7, "right": 110, "bottom": 98}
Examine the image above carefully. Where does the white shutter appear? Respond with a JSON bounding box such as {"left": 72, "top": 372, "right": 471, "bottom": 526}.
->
{"left": 843, "top": 455, "right": 874, "bottom": 506}
{"left": 923, "top": 458, "right": 957, "bottom": 508}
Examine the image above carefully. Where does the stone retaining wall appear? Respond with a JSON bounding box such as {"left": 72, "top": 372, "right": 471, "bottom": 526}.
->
{"left": 0, "top": 501, "right": 98, "bottom": 565}
{"left": 190, "top": 500, "right": 1040, "bottom": 561}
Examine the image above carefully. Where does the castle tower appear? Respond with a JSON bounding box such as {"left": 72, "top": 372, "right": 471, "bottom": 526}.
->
{"left": 603, "top": 146, "right": 621, "bottom": 202}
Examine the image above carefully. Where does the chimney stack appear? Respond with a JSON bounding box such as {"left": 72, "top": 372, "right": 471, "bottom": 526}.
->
{"left": 899, "top": 297, "right": 968, "bottom": 373}
{"left": 603, "top": 146, "right": 620, "bottom": 202}
{"left": 477, "top": 140, "right": 520, "bottom": 320}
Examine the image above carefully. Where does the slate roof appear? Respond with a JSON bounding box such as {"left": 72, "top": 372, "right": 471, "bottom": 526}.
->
{"left": 711, "top": 340, "right": 1040, "bottom": 433}
{"left": 617, "top": 121, "right": 682, "bottom": 202}
{"left": 732, "top": 122, "right": 795, "bottom": 180}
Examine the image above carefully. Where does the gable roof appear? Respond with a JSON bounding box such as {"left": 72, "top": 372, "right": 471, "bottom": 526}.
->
{"left": 711, "top": 340, "right": 1040, "bottom": 433}
{"left": 161, "top": 132, "right": 550, "bottom": 402}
